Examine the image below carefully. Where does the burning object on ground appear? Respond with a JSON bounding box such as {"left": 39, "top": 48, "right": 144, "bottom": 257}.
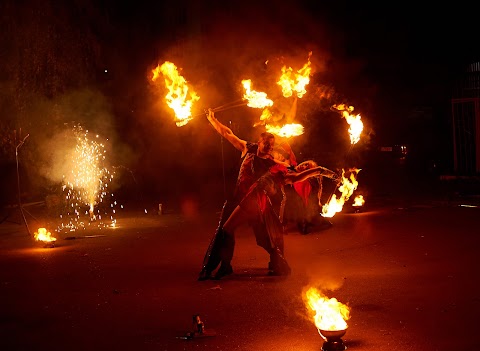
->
{"left": 351, "top": 194, "right": 365, "bottom": 213}
{"left": 34, "top": 228, "right": 57, "bottom": 248}
{"left": 177, "top": 314, "right": 216, "bottom": 340}
{"left": 304, "top": 287, "right": 351, "bottom": 351}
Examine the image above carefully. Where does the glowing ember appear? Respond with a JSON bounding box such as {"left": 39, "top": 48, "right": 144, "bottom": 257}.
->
{"left": 305, "top": 287, "right": 350, "bottom": 332}
{"left": 241, "top": 79, "right": 273, "bottom": 108}
{"left": 352, "top": 195, "right": 365, "bottom": 207}
{"left": 322, "top": 168, "right": 360, "bottom": 218}
{"left": 34, "top": 228, "right": 57, "bottom": 242}
{"left": 59, "top": 125, "right": 116, "bottom": 232}
{"left": 333, "top": 104, "right": 364, "bottom": 144}
{"left": 152, "top": 61, "right": 200, "bottom": 127}
{"left": 277, "top": 52, "right": 312, "bottom": 98}
{"left": 266, "top": 123, "right": 304, "bottom": 138}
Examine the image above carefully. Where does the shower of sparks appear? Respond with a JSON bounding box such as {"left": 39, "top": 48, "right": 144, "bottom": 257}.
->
{"left": 58, "top": 125, "right": 117, "bottom": 232}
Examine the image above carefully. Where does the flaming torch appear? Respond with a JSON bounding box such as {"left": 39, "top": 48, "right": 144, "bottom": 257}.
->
{"left": 277, "top": 52, "right": 312, "bottom": 99}
{"left": 152, "top": 61, "right": 200, "bottom": 127}
{"left": 305, "top": 287, "right": 351, "bottom": 351}
{"left": 241, "top": 79, "right": 273, "bottom": 108}
{"left": 322, "top": 168, "right": 360, "bottom": 218}
{"left": 34, "top": 227, "right": 57, "bottom": 248}
{"left": 265, "top": 123, "right": 304, "bottom": 138}
{"left": 332, "top": 104, "right": 363, "bottom": 145}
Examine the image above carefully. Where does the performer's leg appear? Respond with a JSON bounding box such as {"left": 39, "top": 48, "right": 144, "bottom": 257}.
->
{"left": 213, "top": 205, "right": 250, "bottom": 280}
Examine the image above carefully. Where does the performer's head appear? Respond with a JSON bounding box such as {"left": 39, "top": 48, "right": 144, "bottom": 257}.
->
{"left": 257, "top": 132, "right": 275, "bottom": 157}
{"left": 295, "top": 160, "right": 318, "bottom": 172}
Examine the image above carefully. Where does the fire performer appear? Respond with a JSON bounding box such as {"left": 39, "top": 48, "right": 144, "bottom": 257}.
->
{"left": 212, "top": 160, "right": 340, "bottom": 279}
{"left": 198, "top": 109, "right": 279, "bottom": 280}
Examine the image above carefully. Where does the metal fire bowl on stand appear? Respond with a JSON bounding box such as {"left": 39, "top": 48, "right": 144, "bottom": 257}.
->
{"left": 319, "top": 329, "right": 347, "bottom": 351}
{"left": 319, "top": 329, "right": 346, "bottom": 340}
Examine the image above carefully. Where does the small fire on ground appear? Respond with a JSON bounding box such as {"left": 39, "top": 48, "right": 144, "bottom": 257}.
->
{"left": 304, "top": 287, "right": 351, "bottom": 336}
{"left": 34, "top": 228, "right": 57, "bottom": 243}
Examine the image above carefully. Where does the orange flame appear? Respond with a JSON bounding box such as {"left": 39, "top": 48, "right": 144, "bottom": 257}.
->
{"left": 322, "top": 168, "right": 360, "bottom": 218}
{"left": 242, "top": 79, "right": 273, "bottom": 108}
{"left": 352, "top": 195, "right": 365, "bottom": 207}
{"left": 152, "top": 61, "right": 200, "bottom": 127}
{"left": 277, "top": 52, "right": 312, "bottom": 98}
{"left": 34, "top": 228, "right": 57, "bottom": 243}
{"left": 333, "top": 104, "right": 363, "bottom": 144}
{"left": 266, "top": 123, "right": 304, "bottom": 138}
{"left": 305, "top": 287, "right": 350, "bottom": 332}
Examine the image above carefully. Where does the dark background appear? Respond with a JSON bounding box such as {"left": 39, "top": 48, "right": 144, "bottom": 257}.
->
{"left": 1, "top": 0, "right": 479, "bottom": 211}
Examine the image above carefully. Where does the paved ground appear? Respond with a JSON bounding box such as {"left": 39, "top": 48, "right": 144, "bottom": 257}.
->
{"left": 0, "top": 195, "right": 479, "bottom": 351}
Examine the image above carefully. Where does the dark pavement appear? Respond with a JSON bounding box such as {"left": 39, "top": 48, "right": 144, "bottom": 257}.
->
{"left": 0, "top": 196, "right": 479, "bottom": 351}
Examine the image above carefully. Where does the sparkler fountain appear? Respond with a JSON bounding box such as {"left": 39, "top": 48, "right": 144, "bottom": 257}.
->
{"left": 58, "top": 125, "right": 116, "bottom": 233}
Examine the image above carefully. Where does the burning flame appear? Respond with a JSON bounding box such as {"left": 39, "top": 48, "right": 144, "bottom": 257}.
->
{"left": 322, "top": 168, "right": 360, "bottom": 218}
{"left": 152, "top": 61, "right": 200, "bottom": 127}
{"left": 333, "top": 104, "right": 363, "bottom": 144}
{"left": 352, "top": 195, "right": 365, "bottom": 207}
{"left": 305, "top": 287, "right": 350, "bottom": 332}
{"left": 34, "top": 228, "right": 57, "bottom": 242}
{"left": 60, "top": 125, "right": 117, "bottom": 232}
{"left": 277, "top": 52, "right": 312, "bottom": 98}
{"left": 242, "top": 79, "right": 273, "bottom": 108}
{"left": 266, "top": 123, "right": 304, "bottom": 138}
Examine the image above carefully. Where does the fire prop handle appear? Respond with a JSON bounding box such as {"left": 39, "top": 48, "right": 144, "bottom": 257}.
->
{"left": 191, "top": 99, "right": 249, "bottom": 118}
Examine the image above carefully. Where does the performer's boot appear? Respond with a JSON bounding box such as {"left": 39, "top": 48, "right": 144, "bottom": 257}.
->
{"left": 214, "top": 231, "right": 235, "bottom": 280}
{"left": 198, "top": 229, "right": 223, "bottom": 281}
{"left": 198, "top": 202, "right": 230, "bottom": 281}
{"left": 268, "top": 247, "right": 291, "bottom": 276}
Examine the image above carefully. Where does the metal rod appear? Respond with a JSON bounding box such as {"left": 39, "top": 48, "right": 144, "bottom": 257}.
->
{"left": 15, "top": 134, "right": 31, "bottom": 236}
{"left": 191, "top": 100, "right": 249, "bottom": 119}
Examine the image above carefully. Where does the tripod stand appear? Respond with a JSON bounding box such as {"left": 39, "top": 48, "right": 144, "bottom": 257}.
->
{"left": 0, "top": 134, "right": 35, "bottom": 236}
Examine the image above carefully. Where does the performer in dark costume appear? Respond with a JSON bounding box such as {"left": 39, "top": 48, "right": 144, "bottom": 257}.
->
{"left": 198, "top": 109, "right": 280, "bottom": 280}
{"left": 215, "top": 161, "right": 340, "bottom": 279}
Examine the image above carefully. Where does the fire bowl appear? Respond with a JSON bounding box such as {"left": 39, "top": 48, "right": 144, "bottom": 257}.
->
{"left": 319, "top": 329, "right": 346, "bottom": 339}
{"left": 318, "top": 329, "right": 347, "bottom": 351}
{"left": 36, "top": 240, "right": 56, "bottom": 248}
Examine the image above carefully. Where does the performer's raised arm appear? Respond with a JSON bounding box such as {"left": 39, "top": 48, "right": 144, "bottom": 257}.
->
{"left": 206, "top": 108, "right": 247, "bottom": 154}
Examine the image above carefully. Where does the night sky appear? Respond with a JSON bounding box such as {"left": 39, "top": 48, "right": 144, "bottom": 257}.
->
{"left": 1, "top": 1, "right": 479, "bottom": 208}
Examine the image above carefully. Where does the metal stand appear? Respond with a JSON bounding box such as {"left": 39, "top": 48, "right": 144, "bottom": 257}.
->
{"left": 0, "top": 134, "right": 35, "bottom": 236}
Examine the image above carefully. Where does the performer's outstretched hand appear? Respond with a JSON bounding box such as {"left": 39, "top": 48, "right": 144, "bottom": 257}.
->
{"left": 207, "top": 108, "right": 214, "bottom": 119}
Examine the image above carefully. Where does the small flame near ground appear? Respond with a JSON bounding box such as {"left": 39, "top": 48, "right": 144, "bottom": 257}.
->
{"left": 34, "top": 228, "right": 57, "bottom": 243}
{"left": 352, "top": 195, "right": 365, "bottom": 207}
{"left": 304, "top": 287, "right": 351, "bottom": 335}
